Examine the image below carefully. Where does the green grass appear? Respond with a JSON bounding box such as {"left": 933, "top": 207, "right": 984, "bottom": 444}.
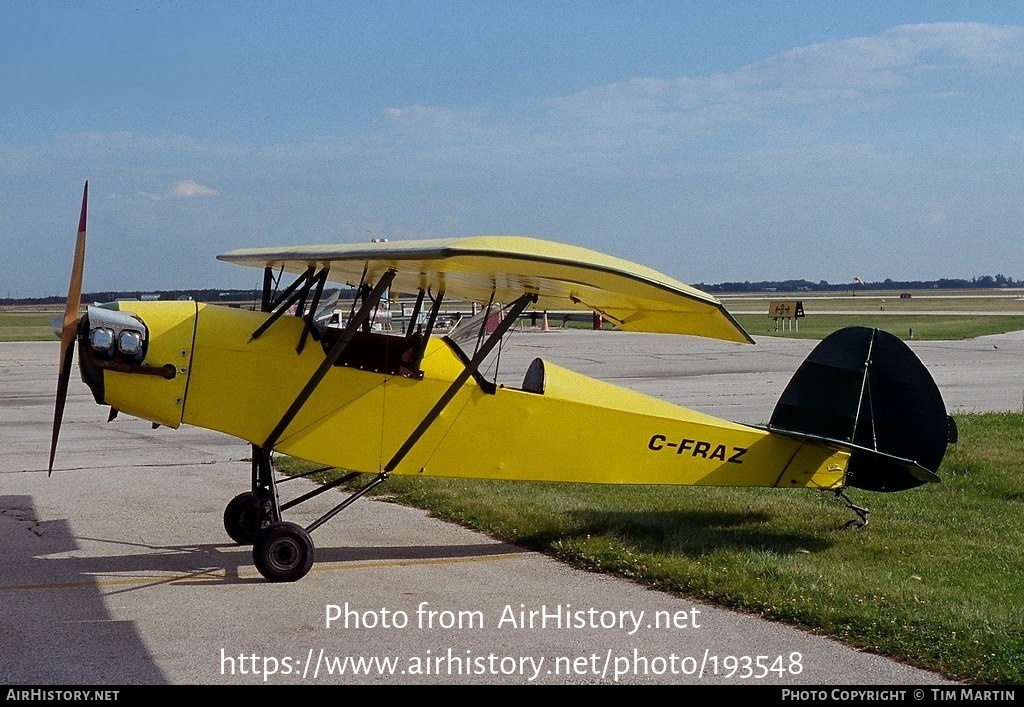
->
{"left": 725, "top": 289, "right": 1024, "bottom": 341}
{"left": 283, "top": 412, "right": 1024, "bottom": 684}
{"left": 0, "top": 312, "right": 59, "bottom": 342}
{"left": 723, "top": 289, "right": 1024, "bottom": 314}
{"left": 736, "top": 314, "right": 1024, "bottom": 341}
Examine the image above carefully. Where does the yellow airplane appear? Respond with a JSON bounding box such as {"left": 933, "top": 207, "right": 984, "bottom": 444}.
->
{"left": 50, "top": 183, "right": 956, "bottom": 581}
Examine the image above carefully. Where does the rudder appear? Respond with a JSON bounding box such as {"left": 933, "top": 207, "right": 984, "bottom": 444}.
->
{"left": 769, "top": 327, "right": 956, "bottom": 492}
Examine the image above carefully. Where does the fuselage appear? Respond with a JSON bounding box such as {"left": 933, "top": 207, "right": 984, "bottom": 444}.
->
{"left": 78, "top": 301, "right": 849, "bottom": 490}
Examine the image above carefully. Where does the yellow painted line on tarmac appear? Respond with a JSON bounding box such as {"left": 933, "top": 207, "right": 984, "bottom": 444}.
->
{"left": 0, "top": 551, "right": 530, "bottom": 591}
{"left": 0, "top": 569, "right": 232, "bottom": 591}
{"left": 307, "top": 551, "right": 531, "bottom": 576}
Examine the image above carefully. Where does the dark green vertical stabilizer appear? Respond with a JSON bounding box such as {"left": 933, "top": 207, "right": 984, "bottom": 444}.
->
{"left": 769, "top": 327, "right": 954, "bottom": 492}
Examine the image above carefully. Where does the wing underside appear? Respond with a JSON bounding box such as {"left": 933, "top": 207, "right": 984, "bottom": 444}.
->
{"left": 217, "top": 236, "right": 753, "bottom": 344}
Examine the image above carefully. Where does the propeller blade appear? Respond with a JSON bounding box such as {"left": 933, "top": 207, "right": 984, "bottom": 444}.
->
{"left": 49, "top": 181, "right": 88, "bottom": 474}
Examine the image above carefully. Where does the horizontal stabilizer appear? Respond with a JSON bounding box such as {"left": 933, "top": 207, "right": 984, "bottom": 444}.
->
{"left": 769, "top": 327, "right": 953, "bottom": 492}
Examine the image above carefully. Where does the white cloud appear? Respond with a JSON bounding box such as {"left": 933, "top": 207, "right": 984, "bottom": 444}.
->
{"left": 548, "top": 23, "right": 1024, "bottom": 131}
{"left": 124, "top": 180, "right": 220, "bottom": 201}
{"left": 361, "top": 23, "right": 1023, "bottom": 181}
{"left": 170, "top": 179, "right": 219, "bottom": 198}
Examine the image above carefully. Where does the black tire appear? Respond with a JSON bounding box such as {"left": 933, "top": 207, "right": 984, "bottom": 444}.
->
{"left": 253, "top": 522, "right": 315, "bottom": 582}
{"left": 223, "top": 492, "right": 261, "bottom": 545}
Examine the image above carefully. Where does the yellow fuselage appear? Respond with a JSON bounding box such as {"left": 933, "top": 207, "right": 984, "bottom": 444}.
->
{"left": 91, "top": 302, "right": 849, "bottom": 490}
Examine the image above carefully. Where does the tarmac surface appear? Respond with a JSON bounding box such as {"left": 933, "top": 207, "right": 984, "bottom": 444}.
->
{"left": 4, "top": 329, "right": 1021, "bottom": 685}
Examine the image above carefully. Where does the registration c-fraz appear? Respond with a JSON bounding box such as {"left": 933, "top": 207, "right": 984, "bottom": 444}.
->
{"left": 648, "top": 435, "right": 747, "bottom": 464}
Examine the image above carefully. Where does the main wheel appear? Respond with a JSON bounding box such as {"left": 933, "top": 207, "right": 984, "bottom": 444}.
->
{"left": 253, "top": 522, "right": 315, "bottom": 582}
{"left": 223, "top": 492, "right": 261, "bottom": 545}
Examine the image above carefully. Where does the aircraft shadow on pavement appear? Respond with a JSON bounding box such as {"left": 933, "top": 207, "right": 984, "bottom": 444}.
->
{"left": 0, "top": 495, "right": 168, "bottom": 685}
{"left": 63, "top": 537, "right": 531, "bottom": 584}
{"left": 2, "top": 492, "right": 530, "bottom": 589}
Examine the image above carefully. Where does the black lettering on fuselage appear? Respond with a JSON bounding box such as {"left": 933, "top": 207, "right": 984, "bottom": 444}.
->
{"left": 647, "top": 435, "right": 746, "bottom": 464}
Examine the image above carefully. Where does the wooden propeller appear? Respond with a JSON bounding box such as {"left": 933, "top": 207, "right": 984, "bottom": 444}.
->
{"left": 49, "top": 181, "right": 88, "bottom": 474}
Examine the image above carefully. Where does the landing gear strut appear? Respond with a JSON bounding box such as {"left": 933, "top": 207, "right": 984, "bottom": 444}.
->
{"left": 223, "top": 447, "right": 282, "bottom": 545}
{"left": 222, "top": 444, "right": 391, "bottom": 582}
{"left": 835, "top": 489, "right": 870, "bottom": 530}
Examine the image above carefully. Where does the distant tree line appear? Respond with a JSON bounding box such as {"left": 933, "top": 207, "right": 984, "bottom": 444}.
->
{"left": 2, "top": 287, "right": 356, "bottom": 307}
{"left": 693, "top": 274, "right": 1019, "bottom": 294}
{"left": 3, "top": 275, "right": 1019, "bottom": 306}
{"left": 2, "top": 289, "right": 252, "bottom": 307}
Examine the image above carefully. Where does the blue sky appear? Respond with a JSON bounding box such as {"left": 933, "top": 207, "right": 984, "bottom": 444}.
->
{"left": 3, "top": 1, "right": 1023, "bottom": 298}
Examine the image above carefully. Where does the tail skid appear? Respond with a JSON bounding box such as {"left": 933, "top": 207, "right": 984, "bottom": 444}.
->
{"left": 768, "top": 327, "right": 956, "bottom": 493}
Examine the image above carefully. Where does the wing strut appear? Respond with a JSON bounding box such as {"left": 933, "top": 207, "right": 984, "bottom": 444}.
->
{"left": 414, "top": 288, "right": 445, "bottom": 367}
{"left": 384, "top": 292, "right": 536, "bottom": 475}
{"left": 404, "top": 289, "right": 426, "bottom": 337}
{"left": 296, "top": 268, "right": 329, "bottom": 354}
{"left": 262, "top": 269, "right": 397, "bottom": 450}
{"left": 244, "top": 288, "right": 534, "bottom": 574}
{"left": 301, "top": 292, "right": 536, "bottom": 536}
{"left": 473, "top": 289, "right": 496, "bottom": 358}
{"left": 249, "top": 265, "right": 317, "bottom": 342}
{"left": 247, "top": 270, "right": 396, "bottom": 536}
{"left": 260, "top": 266, "right": 277, "bottom": 312}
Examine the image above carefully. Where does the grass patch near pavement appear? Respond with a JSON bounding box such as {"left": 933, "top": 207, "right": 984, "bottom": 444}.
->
{"left": 735, "top": 314, "right": 1024, "bottom": 341}
{"left": 282, "top": 412, "right": 1024, "bottom": 685}
{"left": 0, "top": 313, "right": 59, "bottom": 342}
